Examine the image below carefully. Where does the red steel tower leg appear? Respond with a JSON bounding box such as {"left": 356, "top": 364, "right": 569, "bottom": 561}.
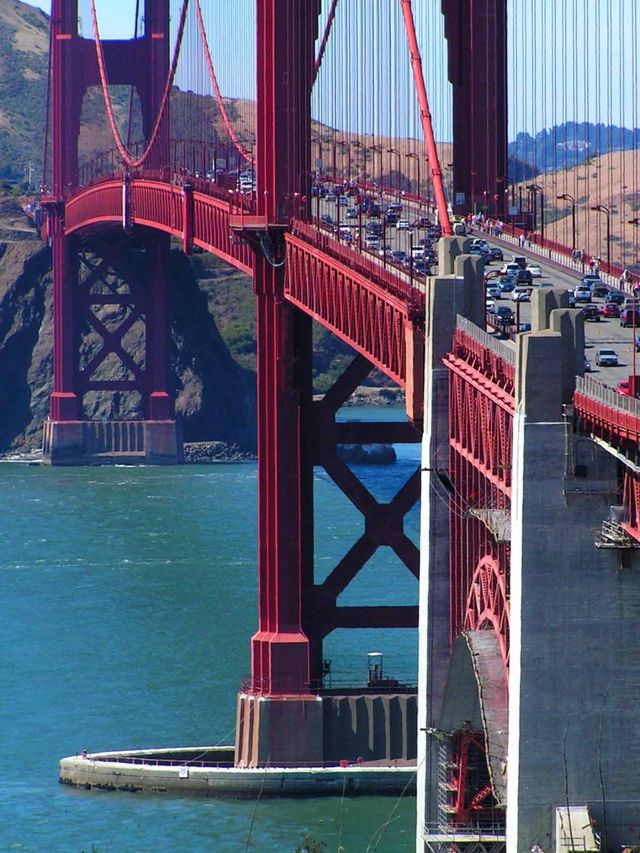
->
{"left": 442, "top": 0, "right": 508, "bottom": 216}
{"left": 235, "top": 0, "right": 321, "bottom": 767}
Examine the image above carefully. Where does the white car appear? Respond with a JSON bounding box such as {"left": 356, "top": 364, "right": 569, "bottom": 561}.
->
{"left": 511, "top": 287, "right": 531, "bottom": 302}
{"left": 396, "top": 219, "right": 410, "bottom": 230}
{"left": 595, "top": 348, "right": 619, "bottom": 367}
{"left": 526, "top": 265, "right": 542, "bottom": 278}
{"left": 486, "top": 299, "right": 496, "bottom": 313}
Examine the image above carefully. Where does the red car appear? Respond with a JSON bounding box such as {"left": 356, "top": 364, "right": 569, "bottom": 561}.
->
{"left": 602, "top": 301, "right": 621, "bottom": 317}
{"left": 616, "top": 380, "right": 632, "bottom": 397}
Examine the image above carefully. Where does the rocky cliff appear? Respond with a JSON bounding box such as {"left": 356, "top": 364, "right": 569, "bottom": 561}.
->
{"left": 0, "top": 197, "right": 257, "bottom": 453}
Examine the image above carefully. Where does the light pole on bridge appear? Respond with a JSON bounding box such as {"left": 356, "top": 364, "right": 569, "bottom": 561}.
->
{"left": 387, "top": 147, "right": 402, "bottom": 198}
{"left": 526, "top": 183, "right": 545, "bottom": 245}
{"left": 591, "top": 204, "right": 611, "bottom": 273}
{"left": 406, "top": 152, "right": 421, "bottom": 208}
{"left": 556, "top": 193, "right": 576, "bottom": 253}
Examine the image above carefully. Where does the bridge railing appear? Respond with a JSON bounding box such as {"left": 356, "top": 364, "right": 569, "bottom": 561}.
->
{"left": 456, "top": 315, "right": 515, "bottom": 364}
{"left": 575, "top": 375, "right": 640, "bottom": 418}
{"left": 291, "top": 219, "right": 425, "bottom": 312}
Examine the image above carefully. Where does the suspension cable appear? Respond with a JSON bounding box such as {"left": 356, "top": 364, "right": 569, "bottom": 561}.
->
{"left": 399, "top": 0, "right": 451, "bottom": 235}
{"left": 89, "top": 0, "right": 190, "bottom": 169}
{"left": 313, "top": 0, "right": 338, "bottom": 84}
{"left": 194, "top": 0, "right": 251, "bottom": 162}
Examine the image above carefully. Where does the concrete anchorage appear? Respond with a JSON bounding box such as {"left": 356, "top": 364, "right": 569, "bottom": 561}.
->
{"left": 417, "top": 276, "right": 640, "bottom": 851}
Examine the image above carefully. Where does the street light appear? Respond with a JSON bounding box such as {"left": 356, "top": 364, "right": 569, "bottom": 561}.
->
{"left": 591, "top": 204, "right": 611, "bottom": 272}
{"left": 406, "top": 153, "right": 421, "bottom": 207}
{"left": 526, "top": 183, "right": 545, "bottom": 245}
{"left": 387, "top": 147, "right": 402, "bottom": 198}
{"left": 557, "top": 193, "right": 576, "bottom": 253}
{"left": 349, "top": 140, "right": 362, "bottom": 184}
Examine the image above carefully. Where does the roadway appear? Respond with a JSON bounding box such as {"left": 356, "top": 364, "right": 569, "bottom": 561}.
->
{"left": 314, "top": 187, "right": 637, "bottom": 390}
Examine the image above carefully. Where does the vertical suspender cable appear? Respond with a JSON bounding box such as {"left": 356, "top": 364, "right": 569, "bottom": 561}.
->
{"left": 399, "top": 0, "right": 451, "bottom": 235}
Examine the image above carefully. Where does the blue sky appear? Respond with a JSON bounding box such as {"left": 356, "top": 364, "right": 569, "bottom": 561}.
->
{"left": 23, "top": 0, "right": 640, "bottom": 143}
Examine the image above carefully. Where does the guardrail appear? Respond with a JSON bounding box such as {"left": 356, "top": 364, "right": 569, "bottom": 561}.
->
{"left": 457, "top": 315, "right": 515, "bottom": 365}
{"left": 575, "top": 374, "right": 640, "bottom": 417}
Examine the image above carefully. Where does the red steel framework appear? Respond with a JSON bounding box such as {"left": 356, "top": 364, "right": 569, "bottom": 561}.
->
{"left": 46, "top": 0, "right": 513, "bottom": 747}
{"left": 443, "top": 326, "right": 514, "bottom": 826}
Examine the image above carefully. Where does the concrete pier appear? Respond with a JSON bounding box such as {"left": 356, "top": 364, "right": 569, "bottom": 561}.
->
{"left": 42, "top": 419, "right": 183, "bottom": 465}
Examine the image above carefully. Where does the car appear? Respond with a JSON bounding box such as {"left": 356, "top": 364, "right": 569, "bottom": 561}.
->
{"left": 320, "top": 213, "right": 335, "bottom": 226}
{"left": 607, "top": 289, "right": 626, "bottom": 305}
{"left": 391, "top": 250, "right": 408, "bottom": 264}
{"left": 413, "top": 260, "right": 430, "bottom": 276}
{"left": 486, "top": 299, "right": 496, "bottom": 313}
{"left": 584, "top": 355, "right": 592, "bottom": 372}
{"left": 412, "top": 217, "right": 430, "bottom": 229}
{"left": 396, "top": 219, "right": 410, "bottom": 230}
{"left": 338, "top": 227, "right": 352, "bottom": 243}
{"left": 526, "top": 265, "right": 542, "bottom": 278}
{"left": 388, "top": 201, "right": 402, "bottom": 212}
{"left": 489, "top": 247, "right": 504, "bottom": 261}
{"left": 501, "top": 262, "right": 521, "bottom": 275}
{"left": 495, "top": 306, "right": 515, "bottom": 324}
{"left": 620, "top": 308, "right": 640, "bottom": 327}
{"left": 411, "top": 246, "right": 425, "bottom": 260}
{"left": 367, "top": 204, "right": 381, "bottom": 218}
{"left": 471, "top": 238, "right": 489, "bottom": 250}
{"left": 581, "top": 274, "right": 603, "bottom": 289}
{"left": 581, "top": 304, "right": 601, "bottom": 322}
{"left": 469, "top": 246, "right": 489, "bottom": 261}
{"left": 515, "top": 268, "right": 533, "bottom": 284}
{"left": 364, "top": 236, "right": 381, "bottom": 249}
{"left": 615, "top": 380, "right": 632, "bottom": 396}
{"left": 574, "top": 287, "right": 592, "bottom": 303}
{"left": 602, "top": 302, "right": 621, "bottom": 318}
{"left": 595, "top": 348, "right": 619, "bottom": 367}
{"left": 385, "top": 212, "right": 399, "bottom": 225}
{"left": 486, "top": 285, "right": 502, "bottom": 299}
{"left": 518, "top": 322, "right": 532, "bottom": 332}
{"left": 345, "top": 208, "right": 358, "bottom": 219}
{"left": 498, "top": 276, "right": 516, "bottom": 293}
{"left": 511, "top": 286, "right": 531, "bottom": 302}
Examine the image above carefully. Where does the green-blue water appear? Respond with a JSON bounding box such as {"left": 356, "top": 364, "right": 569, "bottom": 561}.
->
{"left": 1, "top": 411, "right": 419, "bottom": 852}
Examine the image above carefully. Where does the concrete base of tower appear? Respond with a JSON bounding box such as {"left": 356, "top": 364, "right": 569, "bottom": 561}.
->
{"left": 42, "top": 419, "right": 183, "bottom": 465}
{"left": 234, "top": 693, "right": 324, "bottom": 768}
{"left": 234, "top": 689, "right": 418, "bottom": 769}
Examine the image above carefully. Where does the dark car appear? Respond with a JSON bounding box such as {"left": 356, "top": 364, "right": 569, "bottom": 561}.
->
{"left": 495, "top": 305, "right": 515, "bottom": 324}
{"left": 412, "top": 217, "right": 431, "bottom": 229}
{"left": 489, "top": 247, "right": 504, "bottom": 261}
{"left": 607, "top": 289, "right": 626, "bottom": 305}
{"left": 581, "top": 304, "right": 601, "bottom": 322}
{"left": 515, "top": 268, "right": 533, "bottom": 284}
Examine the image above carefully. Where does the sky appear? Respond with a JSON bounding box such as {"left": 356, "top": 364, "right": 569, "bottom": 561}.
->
{"left": 22, "top": 0, "right": 640, "bottom": 142}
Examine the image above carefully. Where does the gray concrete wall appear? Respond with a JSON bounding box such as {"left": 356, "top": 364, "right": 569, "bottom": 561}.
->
{"left": 322, "top": 694, "right": 417, "bottom": 763}
{"left": 417, "top": 246, "right": 482, "bottom": 849}
{"left": 507, "top": 327, "right": 640, "bottom": 851}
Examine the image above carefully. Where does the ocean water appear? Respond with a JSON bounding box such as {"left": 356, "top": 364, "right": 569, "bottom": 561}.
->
{"left": 0, "top": 410, "right": 419, "bottom": 853}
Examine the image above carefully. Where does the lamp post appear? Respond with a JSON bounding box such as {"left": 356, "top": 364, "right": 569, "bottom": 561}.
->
{"left": 591, "top": 204, "right": 611, "bottom": 273}
{"left": 527, "top": 183, "right": 545, "bottom": 245}
{"left": 628, "top": 218, "right": 640, "bottom": 394}
{"left": 349, "top": 140, "right": 362, "bottom": 185}
{"left": 557, "top": 193, "right": 576, "bottom": 253}
{"left": 406, "top": 153, "right": 421, "bottom": 205}
{"left": 387, "top": 147, "right": 402, "bottom": 198}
